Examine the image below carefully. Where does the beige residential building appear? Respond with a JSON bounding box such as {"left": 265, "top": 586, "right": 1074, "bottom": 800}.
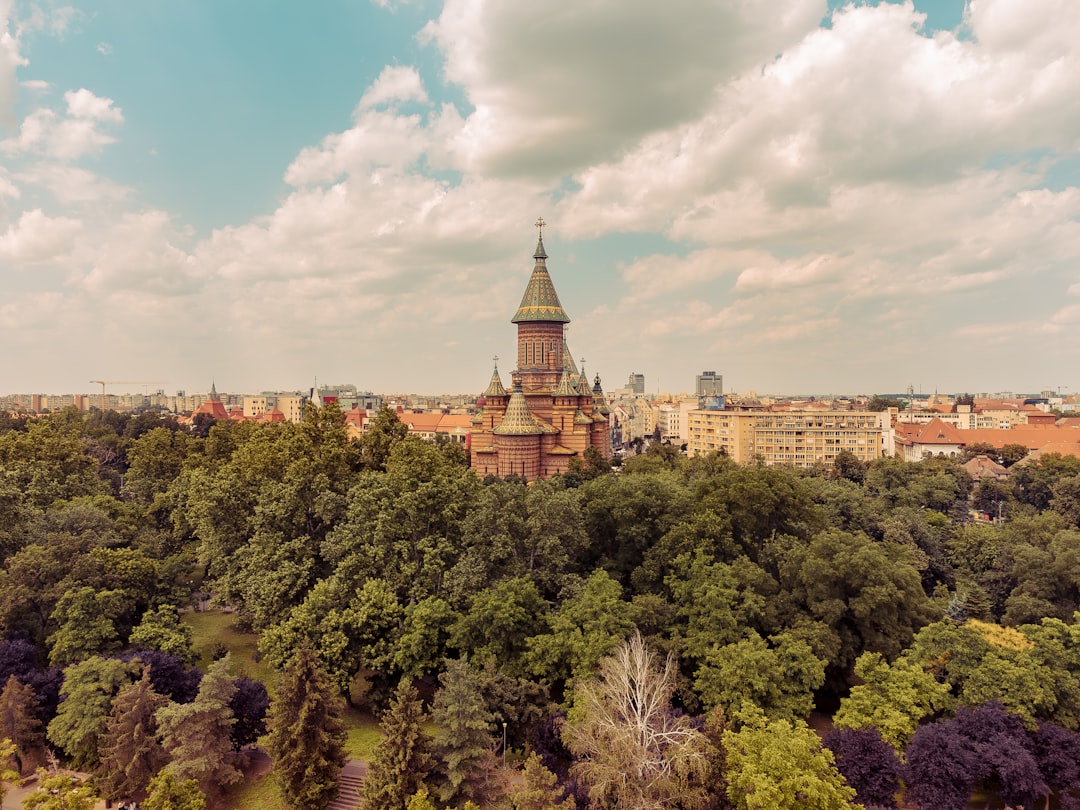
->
{"left": 275, "top": 396, "right": 304, "bottom": 424}
{"left": 688, "top": 409, "right": 889, "bottom": 467}
{"left": 243, "top": 396, "right": 268, "bottom": 419}
{"left": 687, "top": 409, "right": 759, "bottom": 463}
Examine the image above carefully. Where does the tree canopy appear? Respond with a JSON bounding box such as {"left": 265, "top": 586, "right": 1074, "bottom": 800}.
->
{"left": 6, "top": 407, "right": 1080, "bottom": 807}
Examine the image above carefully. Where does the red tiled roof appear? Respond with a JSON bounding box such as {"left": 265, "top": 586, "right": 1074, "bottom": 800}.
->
{"left": 399, "top": 413, "right": 443, "bottom": 432}
{"left": 192, "top": 399, "right": 228, "bottom": 420}
{"left": 895, "top": 419, "right": 1080, "bottom": 452}
{"left": 953, "top": 427, "right": 1080, "bottom": 451}
{"left": 396, "top": 412, "right": 474, "bottom": 435}
{"left": 438, "top": 414, "right": 473, "bottom": 430}
{"left": 963, "top": 455, "right": 1009, "bottom": 479}
{"left": 894, "top": 418, "right": 964, "bottom": 445}
{"left": 1017, "top": 442, "right": 1080, "bottom": 463}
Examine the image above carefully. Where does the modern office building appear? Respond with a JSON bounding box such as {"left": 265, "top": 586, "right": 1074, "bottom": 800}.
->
{"left": 696, "top": 371, "right": 723, "bottom": 397}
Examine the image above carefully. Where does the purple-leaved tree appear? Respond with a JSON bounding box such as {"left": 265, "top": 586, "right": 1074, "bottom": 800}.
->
{"left": 124, "top": 649, "right": 202, "bottom": 703}
{"left": 229, "top": 675, "right": 269, "bottom": 750}
{"left": 953, "top": 702, "right": 1046, "bottom": 809}
{"left": 823, "top": 726, "right": 901, "bottom": 808}
{"left": 1030, "top": 721, "right": 1080, "bottom": 810}
{"left": 904, "top": 718, "right": 979, "bottom": 810}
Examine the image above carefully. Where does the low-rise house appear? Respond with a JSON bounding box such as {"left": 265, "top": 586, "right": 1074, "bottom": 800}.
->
{"left": 963, "top": 455, "right": 1009, "bottom": 481}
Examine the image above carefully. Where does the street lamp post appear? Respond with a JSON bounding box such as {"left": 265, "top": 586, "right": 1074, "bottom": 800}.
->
{"left": 502, "top": 721, "right": 508, "bottom": 769}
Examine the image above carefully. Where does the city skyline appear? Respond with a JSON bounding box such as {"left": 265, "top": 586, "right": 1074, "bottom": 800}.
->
{"left": 1, "top": 0, "right": 1077, "bottom": 397}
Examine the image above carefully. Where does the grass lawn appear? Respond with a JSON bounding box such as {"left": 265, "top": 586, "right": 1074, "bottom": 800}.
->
{"left": 182, "top": 609, "right": 280, "bottom": 689}
{"left": 221, "top": 772, "right": 290, "bottom": 810}
{"left": 343, "top": 707, "right": 384, "bottom": 759}
{"left": 181, "top": 608, "right": 388, "bottom": 751}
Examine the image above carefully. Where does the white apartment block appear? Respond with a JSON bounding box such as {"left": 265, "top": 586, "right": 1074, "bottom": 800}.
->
{"left": 688, "top": 409, "right": 891, "bottom": 467}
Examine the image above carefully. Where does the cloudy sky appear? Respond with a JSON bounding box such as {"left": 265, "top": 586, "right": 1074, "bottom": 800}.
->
{"left": 1, "top": 0, "right": 1077, "bottom": 398}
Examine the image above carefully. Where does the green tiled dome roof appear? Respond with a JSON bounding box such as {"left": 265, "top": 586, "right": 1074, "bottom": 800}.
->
{"left": 493, "top": 382, "right": 544, "bottom": 435}
{"left": 511, "top": 236, "right": 570, "bottom": 324}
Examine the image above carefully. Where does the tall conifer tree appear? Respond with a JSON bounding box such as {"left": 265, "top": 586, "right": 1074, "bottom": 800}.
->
{"left": 430, "top": 657, "right": 497, "bottom": 807}
{"left": 0, "top": 674, "right": 43, "bottom": 774}
{"left": 98, "top": 666, "right": 169, "bottom": 802}
{"left": 156, "top": 656, "right": 241, "bottom": 800}
{"left": 266, "top": 642, "right": 347, "bottom": 810}
{"left": 360, "top": 679, "right": 431, "bottom": 810}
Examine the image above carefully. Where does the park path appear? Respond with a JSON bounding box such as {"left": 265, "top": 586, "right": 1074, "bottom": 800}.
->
{"left": 326, "top": 760, "right": 367, "bottom": 810}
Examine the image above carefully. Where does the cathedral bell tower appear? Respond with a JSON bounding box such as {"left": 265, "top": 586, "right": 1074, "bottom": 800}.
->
{"left": 511, "top": 217, "right": 570, "bottom": 393}
{"left": 470, "top": 219, "right": 610, "bottom": 481}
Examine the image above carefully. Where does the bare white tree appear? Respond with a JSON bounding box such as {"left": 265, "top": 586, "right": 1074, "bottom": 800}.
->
{"left": 563, "top": 631, "right": 712, "bottom": 809}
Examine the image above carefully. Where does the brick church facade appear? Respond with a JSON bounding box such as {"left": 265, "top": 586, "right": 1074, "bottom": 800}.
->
{"left": 470, "top": 223, "right": 612, "bottom": 481}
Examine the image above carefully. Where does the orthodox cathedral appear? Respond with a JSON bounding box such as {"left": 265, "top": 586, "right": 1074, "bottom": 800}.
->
{"left": 470, "top": 221, "right": 612, "bottom": 480}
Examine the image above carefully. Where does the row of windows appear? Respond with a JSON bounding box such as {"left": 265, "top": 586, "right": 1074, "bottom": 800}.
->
{"left": 755, "top": 424, "right": 877, "bottom": 431}
{"left": 524, "top": 338, "right": 562, "bottom": 367}
{"left": 751, "top": 434, "right": 876, "bottom": 440}
{"left": 691, "top": 420, "right": 879, "bottom": 429}
{"left": 759, "top": 442, "right": 867, "bottom": 452}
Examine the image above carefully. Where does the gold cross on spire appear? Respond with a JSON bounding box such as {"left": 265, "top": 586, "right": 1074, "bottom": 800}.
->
{"left": 535, "top": 216, "right": 545, "bottom": 238}
{"left": 493, "top": 355, "right": 499, "bottom": 367}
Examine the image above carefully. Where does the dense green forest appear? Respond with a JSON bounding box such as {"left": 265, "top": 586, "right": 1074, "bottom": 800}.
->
{"left": 3, "top": 404, "right": 1080, "bottom": 809}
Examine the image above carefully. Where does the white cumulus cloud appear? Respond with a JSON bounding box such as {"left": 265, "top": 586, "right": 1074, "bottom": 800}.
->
{"left": 424, "top": 0, "right": 826, "bottom": 177}
{"left": 1, "top": 87, "right": 123, "bottom": 160}
{"left": 0, "top": 207, "right": 81, "bottom": 263}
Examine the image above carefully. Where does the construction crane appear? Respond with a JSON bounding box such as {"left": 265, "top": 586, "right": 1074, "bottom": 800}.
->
{"left": 89, "top": 381, "right": 166, "bottom": 412}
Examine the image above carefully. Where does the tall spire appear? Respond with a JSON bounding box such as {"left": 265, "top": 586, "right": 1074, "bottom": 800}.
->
{"left": 209, "top": 380, "right": 219, "bottom": 401}
{"left": 484, "top": 356, "right": 507, "bottom": 397}
{"left": 512, "top": 218, "right": 570, "bottom": 324}
{"left": 577, "top": 358, "right": 591, "bottom": 395}
{"left": 555, "top": 360, "right": 579, "bottom": 397}
{"left": 533, "top": 216, "right": 547, "bottom": 259}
